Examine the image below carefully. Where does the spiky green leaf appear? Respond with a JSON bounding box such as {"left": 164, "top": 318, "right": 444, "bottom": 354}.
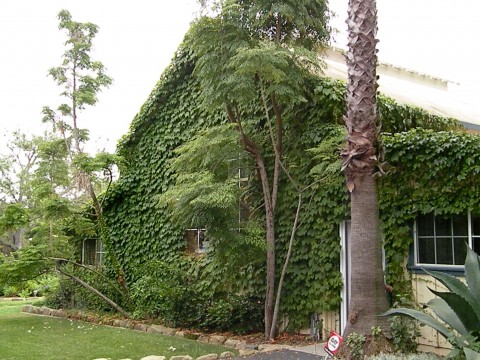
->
{"left": 427, "top": 297, "right": 468, "bottom": 336}
{"left": 430, "top": 290, "right": 480, "bottom": 334}
{"left": 424, "top": 268, "right": 480, "bottom": 321}
{"left": 465, "top": 246, "right": 480, "bottom": 302}
{"left": 464, "top": 348, "right": 480, "bottom": 360}
{"left": 382, "top": 308, "right": 454, "bottom": 340}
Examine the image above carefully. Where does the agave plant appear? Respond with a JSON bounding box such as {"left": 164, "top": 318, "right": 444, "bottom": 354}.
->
{"left": 383, "top": 246, "right": 480, "bottom": 359}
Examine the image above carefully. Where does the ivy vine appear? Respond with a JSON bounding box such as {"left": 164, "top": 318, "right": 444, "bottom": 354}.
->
{"left": 380, "top": 129, "right": 480, "bottom": 297}
{"left": 103, "top": 39, "right": 461, "bottom": 328}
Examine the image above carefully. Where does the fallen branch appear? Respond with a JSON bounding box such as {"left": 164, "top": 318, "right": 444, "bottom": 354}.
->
{"left": 55, "top": 264, "right": 129, "bottom": 318}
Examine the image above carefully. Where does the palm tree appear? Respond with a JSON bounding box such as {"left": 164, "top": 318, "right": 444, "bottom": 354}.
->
{"left": 341, "top": 0, "right": 389, "bottom": 334}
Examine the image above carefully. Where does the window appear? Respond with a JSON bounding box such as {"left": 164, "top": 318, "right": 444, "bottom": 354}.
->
{"left": 82, "top": 239, "right": 105, "bottom": 266}
{"left": 415, "top": 212, "right": 480, "bottom": 267}
{"left": 185, "top": 229, "right": 208, "bottom": 254}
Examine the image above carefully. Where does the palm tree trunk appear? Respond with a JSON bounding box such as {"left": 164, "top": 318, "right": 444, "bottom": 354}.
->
{"left": 342, "top": 0, "right": 389, "bottom": 335}
{"left": 346, "top": 175, "right": 388, "bottom": 334}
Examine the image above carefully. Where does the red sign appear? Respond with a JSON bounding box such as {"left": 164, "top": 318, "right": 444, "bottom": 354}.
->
{"left": 324, "top": 331, "right": 343, "bottom": 356}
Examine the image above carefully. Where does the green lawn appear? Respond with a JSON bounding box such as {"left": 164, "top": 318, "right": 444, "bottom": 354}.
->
{"left": 0, "top": 299, "right": 232, "bottom": 360}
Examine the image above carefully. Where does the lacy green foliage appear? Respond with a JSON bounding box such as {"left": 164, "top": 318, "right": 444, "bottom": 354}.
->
{"left": 0, "top": 203, "right": 29, "bottom": 232}
{"left": 103, "top": 39, "right": 459, "bottom": 328}
{"left": 380, "top": 129, "right": 480, "bottom": 297}
{"left": 0, "top": 245, "right": 51, "bottom": 286}
{"left": 158, "top": 125, "right": 242, "bottom": 233}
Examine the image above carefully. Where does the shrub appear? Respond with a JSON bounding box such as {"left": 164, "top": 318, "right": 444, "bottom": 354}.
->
{"left": 388, "top": 294, "right": 419, "bottom": 354}
{"left": 201, "top": 294, "right": 263, "bottom": 333}
{"left": 2, "top": 285, "right": 20, "bottom": 297}
{"left": 42, "top": 266, "right": 125, "bottom": 313}
{"left": 130, "top": 261, "right": 205, "bottom": 327}
{"left": 130, "top": 260, "right": 264, "bottom": 332}
{"left": 345, "top": 332, "right": 367, "bottom": 360}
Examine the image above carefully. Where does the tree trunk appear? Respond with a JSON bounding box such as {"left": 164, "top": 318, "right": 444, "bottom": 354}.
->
{"left": 257, "top": 156, "right": 276, "bottom": 340}
{"left": 345, "top": 176, "right": 388, "bottom": 334}
{"left": 342, "top": 0, "right": 389, "bottom": 335}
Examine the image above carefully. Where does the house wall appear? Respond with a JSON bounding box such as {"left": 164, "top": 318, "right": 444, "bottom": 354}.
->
{"left": 320, "top": 311, "right": 340, "bottom": 340}
{"left": 411, "top": 273, "right": 464, "bottom": 356}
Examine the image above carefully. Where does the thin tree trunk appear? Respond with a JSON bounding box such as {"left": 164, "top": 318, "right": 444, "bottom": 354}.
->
{"left": 226, "top": 102, "right": 278, "bottom": 339}
{"left": 56, "top": 265, "right": 129, "bottom": 318}
{"left": 269, "top": 192, "right": 302, "bottom": 339}
{"left": 257, "top": 157, "right": 276, "bottom": 340}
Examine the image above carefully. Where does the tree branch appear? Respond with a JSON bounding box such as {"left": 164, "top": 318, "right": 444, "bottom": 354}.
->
{"left": 55, "top": 264, "right": 129, "bottom": 318}
{"left": 0, "top": 237, "right": 19, "bottom": 252}
{"left": 49, "top": 257, "right": 124, "bottom": 296}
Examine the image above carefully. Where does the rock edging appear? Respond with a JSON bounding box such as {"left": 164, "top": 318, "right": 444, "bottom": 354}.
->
{"left": 21, "top": 305, "right": 293, "bottom": 359}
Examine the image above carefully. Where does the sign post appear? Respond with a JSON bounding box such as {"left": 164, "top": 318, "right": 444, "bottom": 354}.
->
{"left": 324, "top": 331, "right": 343, "bottom": 359}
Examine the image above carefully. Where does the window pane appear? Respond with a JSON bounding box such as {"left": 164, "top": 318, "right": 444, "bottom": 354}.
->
{"left": 436, "top": 237, "right": 453, "bottom": 265}
{"left": 418, "top": 237, "right": 435, "bottom": 264}
{"left": 184, "top": 230, "right": 197, "bottom": 253}
{"left": 472, "top": 214, "right": 480, "bottom": 236}
{"left": 453, "top": 237, "right": 468, "bottom": 265}
{"left": 198, "top": 230, "right": 205, "bottom": 252}
{"left": 418, "top": 214, "right": 434, "bottom": 236}
{"left": 473, "top": 237, "right": 480, "bottom": 256}
{"left": 452, "top": 215, "right": 468, "bottom": 236}
{"left": 83, "top": 239, "right": 96, "bottom": 265}
{"left": 435, "top": 217, "right": 451, "bottom": 236}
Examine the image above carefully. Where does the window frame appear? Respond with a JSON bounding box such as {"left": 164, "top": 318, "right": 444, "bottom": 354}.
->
{"left": 81, "top": 238, "right": 105, "bottom": 267}
{"left": 413, "top": 211, "right": 476, "bottom": 270}
{"left": 185, "top": 228, "right": 208, "bottom": 254}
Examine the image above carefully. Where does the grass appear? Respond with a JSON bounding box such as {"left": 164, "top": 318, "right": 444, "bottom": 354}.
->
{"left": 0, "top": 299, "right": 233, "bottom": 360}
{"left": 0, "top": 298, "right": 30, "bottom": 316}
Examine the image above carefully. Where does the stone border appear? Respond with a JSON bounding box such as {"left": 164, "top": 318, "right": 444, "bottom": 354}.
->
{"left": 21, "top": 305, "right": 292, "bottom": 359}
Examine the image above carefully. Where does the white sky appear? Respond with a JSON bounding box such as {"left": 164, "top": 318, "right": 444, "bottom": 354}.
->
{"left": 0, "top": 0, "right": 200, "bottom": 153}
{"left": 1, "top": 0, "right": 479, "bottom": 154}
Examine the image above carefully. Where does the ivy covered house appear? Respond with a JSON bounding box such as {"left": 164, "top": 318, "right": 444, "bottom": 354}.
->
{"left": 101, "top": 36, "right": 480, "bottom": 353}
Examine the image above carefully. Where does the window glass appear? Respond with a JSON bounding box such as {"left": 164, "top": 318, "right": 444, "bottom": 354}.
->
{"left": 418, "top": 237, "right": 435, "bottom": 264}
{"left": 452, "top": 214, "right": 468, "bottom": 236}
{"left": 454, "top": 237, "right": 468, "bottom": 265}
{"left": 416, "top": 213, "right": 478, "bottom": 267}
{"left": 436, "top": 237, "right": 453, "bottom": 264}
{"left": 83, "top": 239, "right": 96, "bottom": 265}
{"left": 184, "top": 229, "right": 207, "bottom": 254}
{"left": 418, "top": 213, "right": 434, "bottom": 236}
{"left": 472, "top": 214, "right": 480, "bottom": 235}
{"left": 435, "top": 217, "right": 451, "bottom": 236}
{"left": 473, "top": 237, "right": 480, "bottom": 256}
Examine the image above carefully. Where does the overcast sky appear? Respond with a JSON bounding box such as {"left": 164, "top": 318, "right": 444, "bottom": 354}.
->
{"left": 1, "top": 0, "right": 479, "bottom": 154}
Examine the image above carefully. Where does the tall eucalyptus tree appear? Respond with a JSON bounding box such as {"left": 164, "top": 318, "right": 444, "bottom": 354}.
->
{"left": 341, "top": 0, "right": 389, "bottom": 334}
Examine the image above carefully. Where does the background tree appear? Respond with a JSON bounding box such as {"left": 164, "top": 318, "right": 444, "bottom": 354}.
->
{"left": 188, "top": 0, "right": 330, "bottom": 339}
{"left": 0, "top": 131, "right": 40, "bottom": 253}
{"left": 341, "top": 0, "right": 389, "bottom": 334}
{"left": 42, "top": 9, "right": 113, "bottom": 220}
{"left": 40, "top": 10, "right": 123, "bottom": 273}
{"left": 0, "top": 10, "right": 125, "bottom": 314}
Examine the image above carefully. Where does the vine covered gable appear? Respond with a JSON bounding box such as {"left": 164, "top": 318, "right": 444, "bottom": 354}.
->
{"left": 103, "top": 39, "right": 464, "bottom": 327}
